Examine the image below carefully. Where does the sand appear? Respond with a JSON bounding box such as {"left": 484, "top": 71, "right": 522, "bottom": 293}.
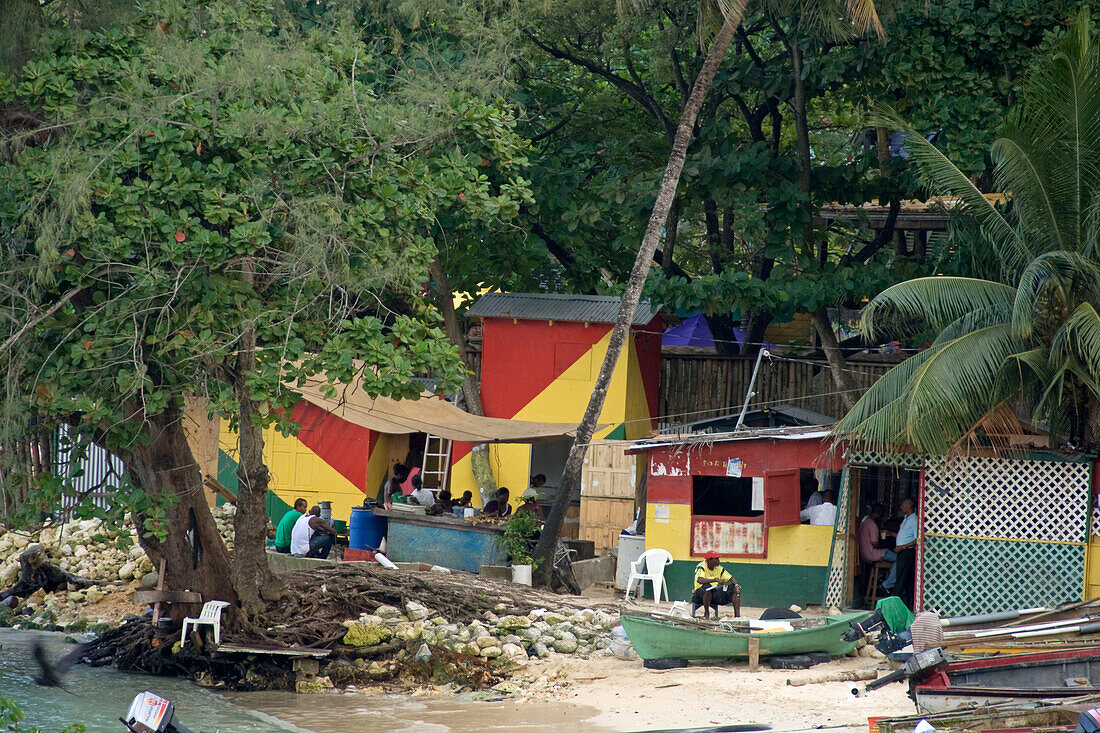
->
{"left": 518, "top": 649, "right": 915, "bottom": 732}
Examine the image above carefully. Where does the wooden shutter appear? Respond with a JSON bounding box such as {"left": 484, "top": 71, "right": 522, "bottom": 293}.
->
{"left": 764, "top": 468, "right": 802, "bottom": 527}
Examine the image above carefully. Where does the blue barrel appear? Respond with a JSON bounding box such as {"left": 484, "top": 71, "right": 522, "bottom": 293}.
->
{"left": 349, "top": 507, "right": 387, "bottom": 550}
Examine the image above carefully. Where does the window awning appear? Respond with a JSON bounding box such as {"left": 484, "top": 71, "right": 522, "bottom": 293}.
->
{"left": 291, "top": 375, "right": 593, "bottom": 444}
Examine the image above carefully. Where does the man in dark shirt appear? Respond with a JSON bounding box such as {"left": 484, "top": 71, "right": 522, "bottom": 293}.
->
{"left": 482, "top": 487, "right": 512, "bottom": 518}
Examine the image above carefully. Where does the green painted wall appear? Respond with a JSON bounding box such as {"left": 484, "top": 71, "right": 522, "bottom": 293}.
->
{"left": 652, "top": 560, "right": 828, "bottom": 609}
{"left": 216, "top": 448, "right": 290, "bottom": 524}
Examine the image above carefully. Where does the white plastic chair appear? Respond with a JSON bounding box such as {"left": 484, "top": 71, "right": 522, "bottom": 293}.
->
{"left": 624, "top": 548, "right": 673, "bottom": 605}
{"left": 180, "top": 600, "right": 230, "bottom": 646}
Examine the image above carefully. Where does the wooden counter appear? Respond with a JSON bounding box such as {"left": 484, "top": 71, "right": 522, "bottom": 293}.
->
{"left": 374, "top": 509, "right": 508, "bottom": 573}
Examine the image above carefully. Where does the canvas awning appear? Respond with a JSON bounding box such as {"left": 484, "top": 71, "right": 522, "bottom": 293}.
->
{"left": 291, "top": 374, "right": 590, "bottom": 443}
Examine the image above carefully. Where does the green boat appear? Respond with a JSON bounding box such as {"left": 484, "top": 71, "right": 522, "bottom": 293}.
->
{"left": 619, "top": 611, "right": 871, "bottom": 660}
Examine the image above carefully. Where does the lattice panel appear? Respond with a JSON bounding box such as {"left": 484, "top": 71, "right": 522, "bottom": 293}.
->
{"left": 1092, "top": 505, "right": 1100, "bottom": 538}
{"left": 921, "top": 536, "right": 1084, "bottom": 617}
{"left": 824, "top": 470, "right": 852, "bottom": 608}
{"left": 846, "top": 450, "right": 925, "bottom": 469}
{"left": 924, "top": 457, "right": 1090, "bottom": 543}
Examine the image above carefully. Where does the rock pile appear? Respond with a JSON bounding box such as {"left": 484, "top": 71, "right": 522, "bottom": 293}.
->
{"left": 0, "top": 505, "right": 239, "bottom": 631}
{"left": 340, "top": 600, "right": 619, "bottom": 667}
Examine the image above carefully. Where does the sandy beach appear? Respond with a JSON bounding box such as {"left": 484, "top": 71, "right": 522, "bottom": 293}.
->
{"left": 519, "top": 652, "right": 915, "bottom": 731}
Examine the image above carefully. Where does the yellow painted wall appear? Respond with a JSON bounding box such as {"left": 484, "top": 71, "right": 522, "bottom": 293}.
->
{"left": 472, "top": 331, "right": 644, "bottom": 509}
{"left": 644, "top": 502, "right": 833, "bottom": 566}
{"left": 219, "top": 421, "right": 393, "bottom": 526}
{"left": 1086, "top": 538, "right": 1100, "bottom": 600}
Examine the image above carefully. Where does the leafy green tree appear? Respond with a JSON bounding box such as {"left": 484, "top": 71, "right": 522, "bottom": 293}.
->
{"left": 833, "top": 9, "right": 1100, "bottom": 453}
{"left": 0, "top": 0, "right": 530, "bottom": 614}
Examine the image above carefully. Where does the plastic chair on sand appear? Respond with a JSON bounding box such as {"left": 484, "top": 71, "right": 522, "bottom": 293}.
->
{"left": 180, "top": 600, "right": 231, "bottom": 646}
{"left": 624, "top": 548, "right": 673, "bottom": 605}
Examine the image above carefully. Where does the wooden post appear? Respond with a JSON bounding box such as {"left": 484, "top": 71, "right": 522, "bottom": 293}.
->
{"left": 151, "top": 558, "right": 166, "bottom": 625}
{"left": 747, "top": 635, "right": 760, "bottom": 672}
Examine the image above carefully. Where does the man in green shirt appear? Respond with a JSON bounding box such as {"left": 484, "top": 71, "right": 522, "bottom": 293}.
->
{"left": 274, "top": 498, "right": 308, "bottom": 553}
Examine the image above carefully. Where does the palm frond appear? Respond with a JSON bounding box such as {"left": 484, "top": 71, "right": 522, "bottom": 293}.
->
{"left": 1051, "top": 301, "right": 1100, "bottom": 401}
{"left": 1011, "top": 251, "right": 1100, "bottom": 339}
{"left": 933, "top": 304, "right": 1012, "bottom": 346}
{"left": 899, "top": 324, "right": 1025, "bottom": 454}
{"left": 845, "top": 0, "right": 885, "bottom": 40}
{"left": 861, "top": 276, "right": 1015, "bottom": 340}
{"left": 833, "top": 343, "right": 943, "bottom": 438}
{"left": 697, "top": 0, "right": 749, "bottom": 50}
{"left": 875, "top": 107, "right": 1028, "bottom": 273}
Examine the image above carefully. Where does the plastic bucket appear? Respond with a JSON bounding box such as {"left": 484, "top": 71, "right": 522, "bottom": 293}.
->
{"left": 463, "top": 507, "right": 476, "bottom": 518}
{"left": 349, "top": 507, "right": 387, "bottom": 550}
{"left": 318, "top": 500, "right": 332, "bottom": 523}
{"left": 512, "top": 564, "right": 532, "bottom": 586}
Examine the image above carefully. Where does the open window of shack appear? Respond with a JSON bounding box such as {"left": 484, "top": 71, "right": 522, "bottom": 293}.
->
{"left": 690, "top": 475, "right": 767, "bottom": 558}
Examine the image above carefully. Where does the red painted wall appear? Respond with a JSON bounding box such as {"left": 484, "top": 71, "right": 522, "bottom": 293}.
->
{"left": 635, "top": 317, "right": 663, "bottom": 428}
{"left": 292, "top": 400, "right": 377, "bottom": 491}
{"left": 479, "top": 318, "right": 610, "bottom": 419}
{"left": 644, "top": 436, "right": 841, "bottom": 505}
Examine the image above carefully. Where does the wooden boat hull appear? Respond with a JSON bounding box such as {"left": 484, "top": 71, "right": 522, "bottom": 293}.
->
{"left": 619, "top": 611, "right": 870, "bottom": 660}
{"left": 915, "top": 648, "right": 1100, "bottom": 714}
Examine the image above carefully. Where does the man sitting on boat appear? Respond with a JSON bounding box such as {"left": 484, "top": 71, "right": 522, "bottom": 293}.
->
{"left": 692, "top": 551, "right": 741, "bottom": 619}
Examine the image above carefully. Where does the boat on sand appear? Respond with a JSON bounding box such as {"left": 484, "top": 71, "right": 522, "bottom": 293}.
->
{"left": 619, "top": 611, "right": 870, "bottom": 661}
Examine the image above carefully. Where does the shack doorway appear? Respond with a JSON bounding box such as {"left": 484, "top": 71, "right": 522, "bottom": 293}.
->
{"left": 846, "top": 465, "right": 921, "bottom": 607}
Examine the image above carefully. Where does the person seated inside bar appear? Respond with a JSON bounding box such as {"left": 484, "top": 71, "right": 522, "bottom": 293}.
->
{"left": 482, "top": 487, "right": 513, "bottom": 518}
{"left": 437, "top": 489, "right": 454, "bottom": 512}
{"left": 692, "top": 551, "right": 741, "bottom": 619}
{"left": 516, "top": 487, "right": 544, "bottom": 522}
{"left": 409, "top": 475, "right": 435, "bottom": 507}
{"left": 454, "top": 490, "right": 473, "bottom": 508}
{"left": 383, "top": 463, "right": 410, "bottom": 510}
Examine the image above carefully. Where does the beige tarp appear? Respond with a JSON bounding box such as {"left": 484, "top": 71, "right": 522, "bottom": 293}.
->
{"left": 291, "top": 374, "right": 590, "bottom": 443}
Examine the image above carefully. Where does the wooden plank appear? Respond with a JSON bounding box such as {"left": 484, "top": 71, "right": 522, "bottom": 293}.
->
{"left": 748, "top": 635, "right": 760, "bottom": 672}
{"left": 132, "top": 590, "right": 203, "bottom": 604}
{"left": 204, "top": 476, "right": 237, "bottom": 505}
{"left": 217, "top": 643, "right": 330, "bottom": 658}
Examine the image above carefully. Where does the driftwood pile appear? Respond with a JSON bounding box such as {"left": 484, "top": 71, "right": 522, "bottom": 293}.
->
{"left": 235, "top": 564, "right": 614, "bottom": 649}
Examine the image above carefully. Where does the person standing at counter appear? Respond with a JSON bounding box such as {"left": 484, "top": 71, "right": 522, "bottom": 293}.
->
{"left": 482, "top": 487, "right": 512, "bottom": 517}
{"left": 384, "top": 463, "right": 410, "bottom": 510}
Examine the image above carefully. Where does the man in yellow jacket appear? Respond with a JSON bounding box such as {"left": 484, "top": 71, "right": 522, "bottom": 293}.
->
{"left": 693, "top": 551, "right": 741, "bottom": 619}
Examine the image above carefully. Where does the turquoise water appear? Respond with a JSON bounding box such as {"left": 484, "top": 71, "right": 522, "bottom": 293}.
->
{"left": 0, "top": 630, "right": 604, "bottom": 732}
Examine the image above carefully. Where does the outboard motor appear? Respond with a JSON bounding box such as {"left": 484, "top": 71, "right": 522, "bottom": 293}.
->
{"left": 1077, "top": 708, "right": 1100, "bottom": 733}
{"left": 121, "top": 691, "right": 196, "bottom": 733}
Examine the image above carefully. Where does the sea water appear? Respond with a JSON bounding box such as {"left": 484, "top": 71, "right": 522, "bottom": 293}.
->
{"left": 0, "top": 630, "right": 606, "bottom": 732}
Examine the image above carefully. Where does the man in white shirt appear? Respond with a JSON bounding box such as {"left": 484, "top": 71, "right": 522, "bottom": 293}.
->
{"left": 291, "top": 505, "right": 337, "bottom": 558}
{"left": 800, "top": 490, "right": 837, "bottom": 526}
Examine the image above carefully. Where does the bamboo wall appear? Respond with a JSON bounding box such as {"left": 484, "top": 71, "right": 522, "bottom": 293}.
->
{"left": 658, "top": 354, "right": 901, "bottom": 427}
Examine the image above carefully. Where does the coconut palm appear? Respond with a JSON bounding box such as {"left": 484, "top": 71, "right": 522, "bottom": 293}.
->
{"left": 833, "top": 9, "right": 1100, "bottom": 454}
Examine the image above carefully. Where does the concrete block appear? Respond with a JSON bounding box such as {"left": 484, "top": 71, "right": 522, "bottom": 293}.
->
{"left": 572, "top": 556, "right": 615, "bottom": 590}
{"left": 266, "top": 552, "right": 336, "bottom": 573}
{"left": 479, "top": 564, "right": 512, "bottom": 582}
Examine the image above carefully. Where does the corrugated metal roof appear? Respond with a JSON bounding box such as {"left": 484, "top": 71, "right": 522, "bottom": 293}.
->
{"left": 465, "top": 293, "right": 662, "bottom": 326}
{"left": 627, "top": 425, "right": 834, "bottom": 452}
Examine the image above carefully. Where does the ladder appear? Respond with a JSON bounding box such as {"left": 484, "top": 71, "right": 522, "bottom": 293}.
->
{"left": 421, "top": 434, "right": 452, "bottom": 492}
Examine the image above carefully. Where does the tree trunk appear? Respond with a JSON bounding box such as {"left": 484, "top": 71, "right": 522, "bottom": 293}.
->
{"left": 532, "top": 4, "right": 745, "bottom": 584}
{"left": 662, "top": 198, "right": 680, "bottom": 276}
{"left": 231, "top": 261, "right": 282, "bottom": 618}
{"left": 119, "top": 407, "right": 237, "bottom": 622}
{"left": 429, "top": 258, "right": 497, "bottom": 499}
{"left": 810, "top": 308, "right": 859, "bottom": 410}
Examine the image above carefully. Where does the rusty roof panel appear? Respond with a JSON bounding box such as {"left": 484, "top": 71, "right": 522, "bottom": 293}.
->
{"left": 465, "top": 293, "right": 662, "bottom": 325}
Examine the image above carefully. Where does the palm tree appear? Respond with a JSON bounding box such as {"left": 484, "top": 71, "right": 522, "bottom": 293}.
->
{"left": 532, "top": 0, "right": 886, "bottom": 582}
{"left": 833, "top": 9, "right": 1100, "bottom": 454}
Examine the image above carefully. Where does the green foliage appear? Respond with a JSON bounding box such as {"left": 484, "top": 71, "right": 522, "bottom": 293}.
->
{"left": 497, "top": 511, "right": 541, "bottom": 567}
{"left": 835, "top": 10, "right": 1100, "bottom": 452}
{"left": 0, "top": 0, "right": 531, "bottom": 518}
{"left": 0, "top": 697, "right": 85, "bottom": 733}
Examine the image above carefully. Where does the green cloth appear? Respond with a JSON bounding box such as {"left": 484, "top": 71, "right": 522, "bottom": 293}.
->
{"left": 876, "top": 596, "right": 915, "bottom": 633}
{"left": 274, "top": 509, "right": 302, "bottom": 548}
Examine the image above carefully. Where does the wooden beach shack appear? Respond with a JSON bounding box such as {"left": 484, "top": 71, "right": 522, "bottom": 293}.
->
{"left": 630, "top": 423, "right": 1100, "bottom": 616}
